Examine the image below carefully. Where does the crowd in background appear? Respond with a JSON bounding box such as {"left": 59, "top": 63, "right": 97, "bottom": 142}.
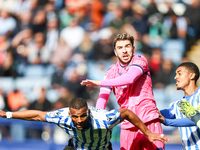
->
{"left": 0, "top": 0, "right": 200, "bottom": 142}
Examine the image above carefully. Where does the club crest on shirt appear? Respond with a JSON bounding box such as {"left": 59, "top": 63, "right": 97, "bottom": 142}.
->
{"left": 107, "top": 117, "right": 112, "bottom": 122}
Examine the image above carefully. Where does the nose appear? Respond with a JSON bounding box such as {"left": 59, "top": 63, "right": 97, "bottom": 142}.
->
{"left": 174, "top": 75, "right": 177, "bottom": 80}
{"left": 122, "top": 47, "right": 127, "bottom": 53}
{"left": 77, "top": 117, "right": 83, "bottom": 123}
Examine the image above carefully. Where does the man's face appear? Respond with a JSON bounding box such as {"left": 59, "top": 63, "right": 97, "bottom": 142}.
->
{"left": 174, "top": 66, "right": 192, "bottom": 90}
{"left": 69, "top": 106, "right": 89, "bottom": 130}
{"left": 114, "top": 40, "right": 135, "bottom": 65}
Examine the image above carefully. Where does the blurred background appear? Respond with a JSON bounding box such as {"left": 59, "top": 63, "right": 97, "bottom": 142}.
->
{"left": 0, "top": 0, "right": 200, "bottom": 149}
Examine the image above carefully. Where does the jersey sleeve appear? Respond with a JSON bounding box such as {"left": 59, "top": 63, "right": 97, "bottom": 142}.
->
{"left": 164, "top": 117, "right": 196, "bottom": 127}
{"left": 90, "top": 107, "right": 121, "bottom": 129}
{"left": 160, "top": 103, "right": 197, "bottom": 127}
{"left": 131, "top": 55, "right": 149, "bottom": 73}
{"left": 100, "top": 66, "right": 142, "bottom": 87}
{"left": 105, "top": 109, "right": 121, "bottom": 128}
{"left": 45, "top": 108, "right": 69, "bottom": 124}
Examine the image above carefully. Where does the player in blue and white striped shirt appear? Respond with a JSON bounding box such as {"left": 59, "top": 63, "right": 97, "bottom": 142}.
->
{"left": 158, "top": 62, "right": 200, "bottom": 150}
{"left": 0, "top": 97, "right": 169, "bottom": 150}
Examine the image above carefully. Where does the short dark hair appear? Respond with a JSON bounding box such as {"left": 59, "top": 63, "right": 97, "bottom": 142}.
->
{"left": 177, "top": 62, "right": 200, "bottom": 82}
{"left": 113, "top": 33, "right": 134, "bottom": 49}
{"left": 69, "top": 97, "right": 88, "bottom": 109}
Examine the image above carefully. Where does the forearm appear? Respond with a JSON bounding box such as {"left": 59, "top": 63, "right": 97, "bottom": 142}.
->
{"left": 101, "top": 66, "right": 142, "bottom": 87}
{"left": 119, "top": 108, "right": 151, "bottom": 137}
{"left": 96, "top": 88, "right": 111, "bottom": 109}
{"left": 5, "top": 110, "right": 47, "bottom": 122}
{"left": 164, "top": 117, "right": 197, "bottom": 127}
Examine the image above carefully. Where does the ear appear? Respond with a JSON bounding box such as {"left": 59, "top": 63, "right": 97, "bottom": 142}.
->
{"left": 190, "top": 72, "right": 196, "bottom": 80}
{"left": 68, "top": 111, "right": 71, "bottom": 117}
{"left": 87, "top": 109, "right": 90, "bottom": 116}
{"left": 114, "top": 50, "right": 118, "bottom": 57}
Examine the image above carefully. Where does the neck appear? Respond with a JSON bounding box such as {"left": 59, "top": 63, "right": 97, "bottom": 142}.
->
{"left": 184, "top": 84, "right": 198, "bottom": 96}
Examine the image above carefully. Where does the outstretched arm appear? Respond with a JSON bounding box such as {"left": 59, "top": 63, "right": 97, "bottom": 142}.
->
{"left": 158, "top": 109, "right": 196, "bottom": 127}
{"left": 0, "top": 110, "right": 47, "bottom": 122}
{"left": 81, "top": 66, "right": 142, "bottom": 87}
{"left": 118, "top": 108, "right": 169, "bottom": 144}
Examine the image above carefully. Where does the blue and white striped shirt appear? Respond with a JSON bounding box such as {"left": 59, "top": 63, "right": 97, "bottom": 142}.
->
{"left": 45, "top": 106, "right": 121, "bottom": 150}
{"left": 167, "top": 87, "right": 200, "bottom": 150}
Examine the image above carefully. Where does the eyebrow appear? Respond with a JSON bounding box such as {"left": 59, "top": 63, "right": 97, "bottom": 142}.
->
{"left": 116, "top": 43, "right": 131, "bottom": 48}
{"left": 176, "top": 70, "right": 182, "bottom": 73}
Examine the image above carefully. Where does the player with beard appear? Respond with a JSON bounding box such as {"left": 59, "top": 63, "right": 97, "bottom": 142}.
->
{"left": 81, "top": 33, "right": 165, "bottom": 150}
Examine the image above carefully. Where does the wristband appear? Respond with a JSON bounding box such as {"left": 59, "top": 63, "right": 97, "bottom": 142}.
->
{"left": 6, "top": 112, "right": 13, "bottom": 119}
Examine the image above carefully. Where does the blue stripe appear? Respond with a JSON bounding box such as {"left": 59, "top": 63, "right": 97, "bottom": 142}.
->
{"left": 106, "top": 109, "right": 118, "bottom": 117}
{"left": 95, "top": 119, "right": 102, "bottom": 149}
{"left": 189, "top": 127, "right": 197, "bottom": 149}
{"left": 81, "top": 130, "right": 86, "bottom": 149}
{"left": 131, "top": 64, "right": 144, "bottom": 72}
{"left": 64, "top": 117, "right": 69, "bottom": 134}
{"left": 88, "top": 118, "right": 93, "bottom": 150}
{"left": 144, "top": 72, "right": 150, "bottom": 77}
{"left": 71, "top": 121, "right": 79, "bottom": 149}
{"left": 103, "top": 120, "right": 108, "bottom": 149}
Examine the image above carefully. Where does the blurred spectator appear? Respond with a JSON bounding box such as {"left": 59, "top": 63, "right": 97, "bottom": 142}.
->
{"left": 101, "top": 1, "right": 117, "bottom": 28}
{"left": 130, "top": 2, "right": 149, "bottom": 36}
{"left": 109, "top": 6, "right": 126, "bottom": 31}
{"left": 149, "top": 47, "right": 162, "bottom": 81}
{"left": 147, "top": 12, "right": 167, "bottom": 48}
{"left": 89, "top": 27, "right": 114, "bottom": 60}
{"left": 27, "top": 32, "right": 51, "bottom": 65}
{"left": 11, "top": 28, "right": 33, "bottom": 66}
{"left": 0, "top": 34, "right": 9, "bottom": 66}
{"left": 58, "top": 5, "right": 74, "bottom": 30}
{"left": 89, "top": 0, "right": 104, "bottom": 28}
{"left": 183, "top": 0, "right": 200, "bottom": 49}
{"left": 0, "top": 9, "right": 17, "bottom": 38}
{"left": 28, "top": 87, "right": 52, "bottom": 111}
{"left": 45, "top": 17, "right": 59, "bottom": 52}
{"left": 15, "top": 10, "right": 32, "bottom": 32}
{"left": 163, "top": 10, "right": 187, "bottom": 40}
{"left": 51, "top": 61, "right": 66, "bottom": 89}
{"left": 74, "top": 32, "right": 94, "bottom": 59}
{"left": 50, "top": 37, "right": 73, "bottom": 66}
{"left": 29, "top": 9, "right": 47, "bottom": 34}
{"left": 11, "top": 0, "right": 31, "bottom": 17}
{"left": 60, "top": 17, "right": 85, "bottom": 50}
{"left": 56, "top": 85, "right": 75, "bottom": 107}
{"left": 0, "top": 51, "right": 19, "bottom": 78}
{"left": 64, "top": 69, "right": 90, "bottom": 100}
{"left": 6, "top": 89, "right": 29, "bottom": 111}
{"left": 153, "top": 58, "right": 175, "bottom": 89}
{"left": 27, "top": 87, "right": 52, "bottom": 139}
{"left": 146, "top": 0, "right": 160, "bottom": 17}
{"left": 120, "top": 0, "right": 133, "bottom": 22}
{"left": 0, "top": 89, "right": 6, "bottom": 110}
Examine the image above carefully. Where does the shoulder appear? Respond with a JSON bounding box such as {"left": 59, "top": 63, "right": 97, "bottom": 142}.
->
{"left": 104, "top": 64, "right": 118, "bottom": 79}
{"left": 168, "top": 100, "right": 180, "bottom": 111}
{"left": 46, "top": 108, "right": 69, "bottom": 118}
{"left": 89, "top": 107, "right": 120, "bottom": 121}
{"left": 131, "top": 55, "right": 149, "bottom": 70}
{"left": 132, "top": 55, "right": 148, "bottom": 63}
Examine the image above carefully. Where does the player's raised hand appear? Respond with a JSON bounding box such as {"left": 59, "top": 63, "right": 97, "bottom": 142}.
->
{"left": 80, "top": 79, "right": 101, "bottom": 87}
